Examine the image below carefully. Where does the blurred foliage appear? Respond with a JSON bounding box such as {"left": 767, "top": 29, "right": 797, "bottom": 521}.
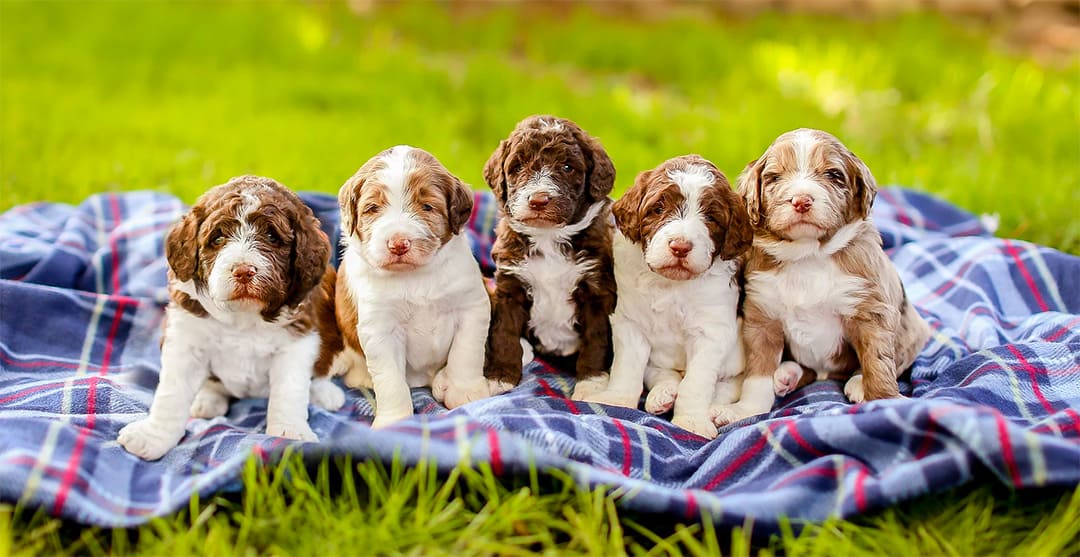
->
{"left": 1, "top": 1, "right": 1077, "bottom": 250}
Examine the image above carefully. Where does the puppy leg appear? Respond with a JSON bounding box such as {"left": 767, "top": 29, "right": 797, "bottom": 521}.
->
{"left": 571, "top": 279, "right": 616, "bottom": 400}
{"left": 644, "top": 368, "right": 682, "bottom": 415}
{"left": 433, "top": 297, "right": 492, "bottom": 409}
{"left": 711, "top": 375, "right": 776, "bottom": 426}
{"left": 309, "top": 377, "right": 346, "bottom": 411}
{"left": 846, "top": 301, "right": 902, "bottom": 401}
{"left": 712, "top": 377, "right": 741, "bottom": 406}
{"left": 190, "top": 378, "right": 230, "bottom": 419}
{"left": 671, "top": 336, "right": 740, "bottom": 440}
{"left": 334, "top": 348, "right": 372, "bottom": 390}
{"left": 712, "top": 302, "right": 783, "bottom": 426}
{"left": 118, "top": 335, "right": 208, "bottom": 460}
{"left": 485, "top": 276, "right": 529, "bottom": 395}
{"left": 359, "top": 320, "right": 413, "bottom": 428}
{"left": 581, "top": 312, "right": 649, "bottom": 408}
{"left": 266, "top": 335, "right": 319, "bottom": 442}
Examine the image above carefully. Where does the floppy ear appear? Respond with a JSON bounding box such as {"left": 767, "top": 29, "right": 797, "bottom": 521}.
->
{"left": 569, "top": 124, "right": 615, "bottom": 200}
{"left": 165, "top": 207, "right": 203, "bottom": 282}
{"left": 286, "top": 202, "right": 331, "bottom": 308}
{"left": 338, "top": 172, "right": 365, "bottom": 240}
{"left": 612, "top": 169, "right": 651, "bottom": 244}
{"left": 716, "top": 192, "right": 754, "bottom": 260}
{"left": 845, "top": 150, "right": 877, "bottom": 220}
{"left": 735, "top": 158, "right": 765, "bottom": 228}
{"left": 447, "top": 177, "right": 474, "bottom": 233}
{"left": 482, "top": 139, "right": 510, "bottom": 206}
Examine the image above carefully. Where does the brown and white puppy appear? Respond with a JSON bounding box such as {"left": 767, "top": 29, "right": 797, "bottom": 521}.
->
{"left": 333, "top": 146, "right": 491, "bottom": 427}
{"left": 483, "top": 115, "right": 617, "bottom": 400}
{"left": 723, "top": 128, "right": 931, "bottom": 424}
{"left": 118, "top": 176, "right": 342, "bottom": 460}
{"left": 583, "top": 155, "right": 752, "bottom": 439}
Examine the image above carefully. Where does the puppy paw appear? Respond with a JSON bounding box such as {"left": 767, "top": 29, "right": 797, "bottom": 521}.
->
{"left": 672, "top": 414, "right": 719, "bottom": 440}
{"left": 644, "top": 381, "right": 679, "bottom": 414}
{"left": 773, "top": 361, "right": 804, "bottom": 397}
{"left": 117, "top": 419, "right": 184, "bottom": 461}
{"left": 520, "top": 338, "right": 535, "bottom": 367}
{"left": 486, "top": 378, "right": 517, "bottom": 397}
{"left": 343, "top": 366, "right": 373, "bottom": 390}
{"left": 310, "top": 379, "right": 346, "bottom": 411}
{"left": 571, "top": 374, "right": 609, "bottom": 401}
{"left": 581, "top": 389, "right": 640, "bottom": 409}
{"left": 710, "top": 403, "right": 755, "bottom": 427}
{"left": 266, "top": 421, "right": 318, "bottom": 442}
{"left": 844, "top": 375, "right": 865, "bottom": 403}
{"left": 371, "top": 412, "right": 412, "bottom": 429}
{"left": 433, "top": 372, "right": 491, "bottom": 409}
{"left": 190, "top": 390, "right": 229, "bottom": 419}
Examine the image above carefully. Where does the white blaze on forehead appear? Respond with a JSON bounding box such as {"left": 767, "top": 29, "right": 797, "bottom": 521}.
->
{"left": 376, "top": 145, "right": 417, "bottom": 208}
{"left": 537, "top": 119, "right": 563, "bottom": 131}
{"left": 667, "top": 163, "right": 714, "bottom": 216}
{"left": 791, "top": 129, "right": 818, "bottom": 174}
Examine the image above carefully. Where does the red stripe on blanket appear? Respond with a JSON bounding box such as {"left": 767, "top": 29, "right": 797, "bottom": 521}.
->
{"left": 994, "top": 412, "right": 1022, "bottom": 486}
{"left": 703, "top": 434, "right": 769, "bottom": 491}
{"left": 487, "top": 428, "right": 503, "bottom": 476}
{"left": 786, "top": 420, "right": 826, "bottom": 458}
{"left": 536, "top": 378, "right": 580, "bottom": 415}
{"left": 54, "top": 298, "right": 129, "bottom": 515}
{"left": 1003, "top": 240, "right": 1050, "bottom": 312}
{"left": 853, "top": 465, "right": 869, "bottom": 512}
{"left": 612, "top": 419, "right": 632, "bottom": 476}
{"left": 1006, "top": 344, "right": 1054, "bottom": 414}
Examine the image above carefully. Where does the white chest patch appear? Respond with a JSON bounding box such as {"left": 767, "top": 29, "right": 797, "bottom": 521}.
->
{"left": 504, "top": 236, "right": 594, "bottom": 356}
{"left": 747, "top": 257, "right": 867, "bottom": 372}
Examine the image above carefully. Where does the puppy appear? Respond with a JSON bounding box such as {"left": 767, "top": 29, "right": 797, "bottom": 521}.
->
{"left": 583, "top": 155, "right": 752, "bottom": 439}
{"left": 333, "top": 146, "right": 491, "bottom": 427}
{"left": 118, "top": 176, "right": 342, "bottom": 461}
{"left": 725, "top": 128, "right": 931, "bottom": 424}
{"left": 483, "top": 115, "right": 617, "bottom": 400}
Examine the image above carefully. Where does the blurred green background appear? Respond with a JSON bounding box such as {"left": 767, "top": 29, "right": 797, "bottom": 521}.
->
{"left": 1, "top": 1, "right": 1077, "bottom": 251}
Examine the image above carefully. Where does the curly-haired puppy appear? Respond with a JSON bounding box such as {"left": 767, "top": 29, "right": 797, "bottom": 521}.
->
{"left": 118, "top": 176, "right": 341, "bottom": 460}
{"left": 333, "top": 146, "right": 491, "bottom": 427}
{"left": 583, "top": 155, "right": 752, "bottom": 439}
{"left": 725, "top": 129, "right": 931, "bottom": 424}
{"left": 483, "top": 115, "right": 617, "bottom": 400}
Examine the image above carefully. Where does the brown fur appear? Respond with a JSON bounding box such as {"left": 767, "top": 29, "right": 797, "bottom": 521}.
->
{"left": 483, "top": 115, "right": 617, "bottom": 387}
{"left": 736, "top": 130, "right": 931, "bottom": 401}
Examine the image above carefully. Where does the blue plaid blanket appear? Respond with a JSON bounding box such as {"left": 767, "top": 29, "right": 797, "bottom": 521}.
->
{"left": 1, "top": 188, "right": 1077, "bottom": 529}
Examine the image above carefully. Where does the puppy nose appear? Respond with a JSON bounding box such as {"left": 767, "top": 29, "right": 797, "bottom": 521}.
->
{"left": 668, "top": 239, "right": 693, "bottom": 258}
{"left": 387, "top": 238, "right": 411, "bottom": 256}
{"left": 232, "top": 264, "right": 257, "bottom": 283}
{"left": 528, "top": 192, "right": 551, "bottom": 210}
{"left": 792, "top": 195, "right": 814, "bottom": 214}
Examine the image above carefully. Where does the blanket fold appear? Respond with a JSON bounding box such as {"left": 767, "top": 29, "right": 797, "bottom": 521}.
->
{"left": 0, "top": 188, "right": 1077, "bottom": 528}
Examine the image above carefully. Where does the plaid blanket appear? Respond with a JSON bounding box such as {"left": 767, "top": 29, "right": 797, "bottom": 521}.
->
{"left": 1, "top": 188, "right": 1077, "bottom": 529}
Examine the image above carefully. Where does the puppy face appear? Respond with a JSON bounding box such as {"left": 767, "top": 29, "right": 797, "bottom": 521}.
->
{"left": 338, "top": 146, "right": 473, "bottom": 272}
{"left": 166, "top": 176, "right": 330, "bottom": 316}
{"left": 737, "top": 128, "right": 876, "bottom": 241}
{"left": 483, "top": 115, "right": 615, "bottom": 229}
{"left": 613, "top": 155, "right": 752, "bottom": 280}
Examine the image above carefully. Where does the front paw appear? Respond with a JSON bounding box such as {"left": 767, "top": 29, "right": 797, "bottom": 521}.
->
{"left": 433, "top": 371, "right": 491, "bottom": 409}
{"left": 672, "top": 413, "right": 719, "bottom": 439}
{"left": 310, "top": 380, "right": 346, "bottom": 411}
{"left": 118, "top": 419, "right": 184, "bottom": 461}
{"left": 844, "top": 375, "right": 865, "bottom": 403}
{"left": 190, "top": 390, "right": 229, "bottom": 419}
{"left": 571, "top": 374, "right": 609, "bottom": 401}
{"left": 773, "top": 361, "right": 804, "bottom": 397}
{"left": 581, "top": 389, "right": 640, "bottom": 409}
{"left": 644, "top": 381, "right": 679, "bottom": 414}
{"left": 371, "top": 411, "right": 412, "bottom": 429}
{"left": 266, "top": 421, "right": 318, "bottom": 442}
{"left": 344, "top": 366, "right": 373, "bottom": 390}
{"left": 710, "top": 403, "right": 757, "bottom": 427}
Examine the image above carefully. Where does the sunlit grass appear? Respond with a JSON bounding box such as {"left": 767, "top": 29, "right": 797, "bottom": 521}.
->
{"left": 1, "top": 2, "right": 1077, "bottom": 250}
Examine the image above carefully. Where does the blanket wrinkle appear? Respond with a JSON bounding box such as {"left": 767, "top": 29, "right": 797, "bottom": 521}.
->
{"left": 0, "top": 187, "right": 1077, "bottom": 529}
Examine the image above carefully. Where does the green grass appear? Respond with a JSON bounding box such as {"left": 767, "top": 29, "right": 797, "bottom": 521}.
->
{"left": 2, "top": 1, "right": 1079, "bottom": 554}
{"left": 4, "top": 452, "right": 1080, "bottom": 557}
{"left": 1, "top": 1, "right": 1077, "bottom": 251}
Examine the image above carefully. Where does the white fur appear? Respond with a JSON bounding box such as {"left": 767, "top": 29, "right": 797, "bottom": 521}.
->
{"left": 507, "top": 168, "right": 557, "bottom": 222}
{"left": 118, "top": 301, "right": 331, "bottom": 460}
{"left": 503, "top": 200, "right": 606, "bottom": 356}
{"left": 584, "top": 220, "right": 743, "bottom": 440}
{"left": 337, "top": 149, "right": 491, "bottom": 427}
{"left": 643, "top": 165, "right": 716, "bottom": 278}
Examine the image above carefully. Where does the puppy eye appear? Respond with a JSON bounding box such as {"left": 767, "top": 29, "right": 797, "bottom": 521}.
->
{"left": 763, "top": 174, "right": 780, "bottom": 185}
{"left": 652, "top": 204, "right": 664, "bottom": 215}
{"left": 509, "top": 164, "right": 522, "bottom": 175}
{"left": 825, "top": 169, "right": 845, "bottom": 182}
{"left": 266, "top": 229, "right": 281, "bottom": 245}
{"left": 422, "top": 203, "right": 435, "bottom": 212}
{"left": 211, "top": 235, "right": 226, "bottom": 247}
{"left": 561, "top": 164, "right": 573, "bottom": 173}
{"left": 363, "top": 204, "right": 381, "bottom": 215}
